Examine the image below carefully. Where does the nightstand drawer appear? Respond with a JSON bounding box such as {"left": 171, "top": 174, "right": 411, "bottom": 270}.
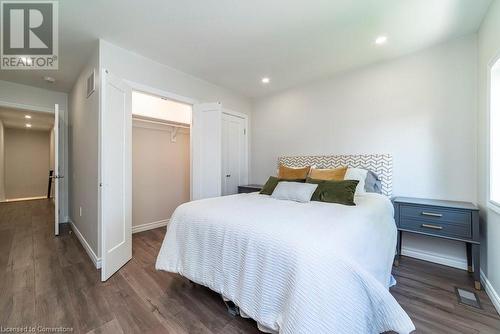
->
{"left": 400, "top": 204, "right": 471, "bottom": 225}
{"left": 399, "top": 216, "right": 471, "bottom": 239}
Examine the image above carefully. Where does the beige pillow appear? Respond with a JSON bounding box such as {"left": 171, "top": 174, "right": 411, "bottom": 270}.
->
{"left": 308, "top": 166, "right": 348, "bottom": 181}
{"left": 278, "top": 165, "right": 311, "bottom": 180}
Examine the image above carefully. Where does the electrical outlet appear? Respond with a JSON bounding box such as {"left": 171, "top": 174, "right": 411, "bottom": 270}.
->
{"left": 79, "top": 206, "right": 82, "bottom": 217}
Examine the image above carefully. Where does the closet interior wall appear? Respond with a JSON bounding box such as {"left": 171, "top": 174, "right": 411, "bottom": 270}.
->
{"left": 132, "top": 119, "right": 190, "bottom": 229}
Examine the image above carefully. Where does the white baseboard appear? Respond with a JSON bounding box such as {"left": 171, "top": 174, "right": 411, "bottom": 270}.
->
{"left": 132, "top": 219, "right": 169, "bottom": 234}
{"left": 481, "top": 270, "right": 500, "bottom": 315}
{"left": 68, "top": 219, "right": 101, "bottom": 269}
{"left": 401, "top": 246, "right": 467, "bottom": 270}
{"left": 1, "top": 196, "right": 47, "bottom": 203}
{"left": 67, "top": 217, "right": 167, "bottom": 269}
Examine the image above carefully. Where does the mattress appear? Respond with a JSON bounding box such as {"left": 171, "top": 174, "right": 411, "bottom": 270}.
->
{"left": 156, "top": 192, "right": 415, "bottom": 333}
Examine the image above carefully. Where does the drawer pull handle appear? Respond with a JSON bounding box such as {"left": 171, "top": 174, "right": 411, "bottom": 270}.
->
{"left": 421, "top": 223, "right": 443, "bottom": 230}
{"left": 421, "top": 212, "right": 443, "bottom": 218}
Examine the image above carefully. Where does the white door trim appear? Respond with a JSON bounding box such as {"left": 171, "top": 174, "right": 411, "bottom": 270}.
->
{"left": 222, "top": 108, "right": 248, "bottom": 120}
{"left": 54, "top": 103, "right": 59, "bottom": 235}
{"left": 0, "top": 100, "right": 55, "bottom": 114}
{"left": 124, "top": 80, "right": 199, "bottom": 106}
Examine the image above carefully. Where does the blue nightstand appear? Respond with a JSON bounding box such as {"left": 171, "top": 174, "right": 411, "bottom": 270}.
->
{"left": 393, "top": 197, "right": 481, "bottom": 290}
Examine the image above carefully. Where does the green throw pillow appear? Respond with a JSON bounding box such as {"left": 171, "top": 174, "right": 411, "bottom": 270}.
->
{"left": 259, "top": 176, "right": 306, "bottom": 195}
{"left": 306, "top": 178, "right": 359, "bottom": 205}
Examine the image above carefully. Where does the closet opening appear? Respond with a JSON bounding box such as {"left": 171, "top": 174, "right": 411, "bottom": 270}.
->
{"left": 131, "top": 90, "right": 192, "bottom": 233}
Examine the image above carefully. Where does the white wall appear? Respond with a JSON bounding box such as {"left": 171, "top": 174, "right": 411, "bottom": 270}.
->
{"left": 4, "top": 128, "right": 50, "bottom": 199}
{"left": 0, "top": 79, "right": 67, "bottom": 112}
{"left": 68, "top": 42, "right": 101, "bottom": 257}
{"left": 251, "top": 35, "right": 478, "bottom": 267}
{"left": 99, "top": 40, "right": 252, "bottom": 117}
{"left": 0, "top": 120, "right": 5, "bottom": 201}
{"left": 478, "top": 0, "right": 500, "bottom": 309}
{"left": 132, "top": 121, "right": 190, "bottom": 228}
{"left": 0, "top": 80, "right": 68, "bottom": 220}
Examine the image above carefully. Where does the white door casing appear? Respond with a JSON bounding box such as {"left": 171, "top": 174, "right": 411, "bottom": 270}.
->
{"left": 54, "top": 104, "right": 59, "bottom": 235}
{"left": 191, "top": 103, "right": 222, "bottom": 200}
{"left": 100, "top": 70, "right": 132, "bottom": 281}
{"left": 222, "top": 112, "right": 247, "bottom": 195}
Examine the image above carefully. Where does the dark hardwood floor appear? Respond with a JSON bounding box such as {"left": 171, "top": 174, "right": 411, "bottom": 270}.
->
{"left": 1, "top": 199, "right": 499, "bottom": 333}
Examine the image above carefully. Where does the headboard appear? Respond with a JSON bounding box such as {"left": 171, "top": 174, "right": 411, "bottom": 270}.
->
{"left": 277, "top": 154, "right": 393, "bottom": 196}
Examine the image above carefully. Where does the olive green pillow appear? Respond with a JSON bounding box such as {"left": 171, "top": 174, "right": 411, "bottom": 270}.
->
{"left": 259, "top": 176, "right": 306, "bottom": 195}
{"left": 306, "top": 178, "right": 359, "bottom": 206}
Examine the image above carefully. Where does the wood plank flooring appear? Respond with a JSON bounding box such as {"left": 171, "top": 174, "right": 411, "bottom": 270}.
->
{"left": 1, "top": 199, "right": 499, "bottom": 333}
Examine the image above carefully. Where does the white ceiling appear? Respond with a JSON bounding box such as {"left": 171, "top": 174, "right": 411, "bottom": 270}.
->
{"left": 0, "top": 107, "right": 54, "bottom": 131}
{"left": 0, "top": 0, "right": 492, "bottom": 98}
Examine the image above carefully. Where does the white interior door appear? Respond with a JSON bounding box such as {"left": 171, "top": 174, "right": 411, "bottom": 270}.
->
{"left": 54, "top": 104, "right": 59, "bottom": 235}
{"left": 100, "top": 70, "right": 132, "bottom": 281}
{"left": 222, "top": 112, "right": 247, "bottom": 195}
{"left": 191, "top": 103, "right": 222, "bottom": 200}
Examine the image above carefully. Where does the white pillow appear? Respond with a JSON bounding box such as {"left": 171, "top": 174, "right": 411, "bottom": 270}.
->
{"left": 344, "top": 168, "right": 368, "bottom": 195}
{"left": 271, "top": 182, "right": 318, "bottom": 203}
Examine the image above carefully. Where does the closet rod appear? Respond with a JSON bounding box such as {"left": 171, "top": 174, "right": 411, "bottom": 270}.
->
{"left": 132, "top": 117, "right": 190, "bottom": 129}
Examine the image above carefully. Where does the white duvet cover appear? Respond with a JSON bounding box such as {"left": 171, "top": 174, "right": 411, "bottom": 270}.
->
{"left": 156, "top": 192, "right": 415, "bottom": 334}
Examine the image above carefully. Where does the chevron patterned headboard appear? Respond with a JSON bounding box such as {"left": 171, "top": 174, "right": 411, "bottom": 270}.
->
{"left": 277, "top": 154, "right": 393, "bottom": 196}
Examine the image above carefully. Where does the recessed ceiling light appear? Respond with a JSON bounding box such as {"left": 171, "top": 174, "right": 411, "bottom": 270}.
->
{"left": 25, "top": 123, "right": 32, "bottom": 128}
{"left": 261, "top": 77, "right": 270, "bottom": 84}
{"left": 43, "top": 76, "right": 55, "bottom": 83}
{"left": 375, "top": 36, "right": 388, "bottom": 45}
{"left": 25, "top": 115, "right": 32, "bottom": 119}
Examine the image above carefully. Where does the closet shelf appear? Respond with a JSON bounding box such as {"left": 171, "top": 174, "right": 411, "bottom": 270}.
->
{"left": 132, "top": 116, "right": 190, "bottom": 129}
{"left": 132, "top": 117, "right": 190, "bottom": 143}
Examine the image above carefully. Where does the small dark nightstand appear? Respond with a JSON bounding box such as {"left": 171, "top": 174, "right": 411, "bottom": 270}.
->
{"left": 393, "top": 197, "right": 481, "bottom": 290}
{"left": 238, "top": 184, "right": 263, "bottom": 193}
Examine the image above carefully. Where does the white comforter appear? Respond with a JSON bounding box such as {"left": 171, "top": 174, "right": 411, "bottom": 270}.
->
{"left": 156, "top": 192, "right": 415, "bottom": 334}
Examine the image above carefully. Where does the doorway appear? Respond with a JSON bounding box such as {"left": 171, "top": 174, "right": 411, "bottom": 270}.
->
{"left": 222, "top": 112, "right": 248, "bottom": 196}
{"left": 0, "top": 103, "right": 63, "bottom": 237}
{"left": 0, "top": 107, "right": 55, "bottom": 202}
{"left": 131, "top": 90, "right": 192, "bottom": 233}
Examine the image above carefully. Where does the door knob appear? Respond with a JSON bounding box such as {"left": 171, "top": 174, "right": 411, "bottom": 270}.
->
{"left": 226, "top": 174, "right": 231, "bottom": 177}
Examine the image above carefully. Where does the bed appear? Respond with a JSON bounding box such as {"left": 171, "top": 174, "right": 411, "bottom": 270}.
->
{"left": 156, "top": 155, "right": 415, "bottom": 334}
